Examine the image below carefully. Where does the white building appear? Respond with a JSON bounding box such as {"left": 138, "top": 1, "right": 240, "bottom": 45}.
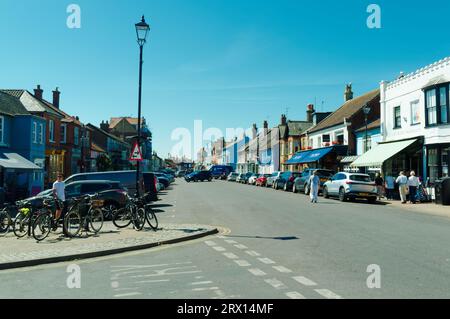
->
{"left": 352, "top": 57, "right": 450, "bottom": 182}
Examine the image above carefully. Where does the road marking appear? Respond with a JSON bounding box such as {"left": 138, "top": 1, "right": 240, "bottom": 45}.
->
{"left": 191, "top": 281, "right": 214, "bottom": 285}
{"left": 192, "top": 287, "right": 220, "bottom": 291}
{"left": 248, "top": 268, "right": 267, "bottom": 276}
{"left": 212, "top": 246, "right": 226, "bottom": 252}
{"left": 216, "top": 235, "right": 226, "bottom": 239}
{"left": 133, "top": 279, "right": 170, "bottom": 284}
{"left": 225, "top": 239, "right": 238, "bottom": 244}
{"left": 114, "top": 292, "right": 142, "bottom": 298}
{"left": 245, "top": 250, "right": 261, "bottom": 257}
{"left": 258, "top": 258, "right": 276, "bottom": 265}
{"left": 234, "top": 244, "right": 248, "bottom": 249}
{"left": 234, "top": 260, "right": 251, "bottom": 267}
{"left": 264, "top": 278, "right": 288, "bottom": 290}
{"left": 195, "top": 276, "right": 204, "bottom": 279}
{"left": 205, "top": 241, "right": 217, "bottom": 246}
{"left": 293, "top": 276, "right": 317, "bottom": 287}
{"left": 286, "top": 291, "right": 306, "bottom": 299}
{"left": 223, "top": 252, "right": 239, "bottom": 259}
{"left": 273, "top": 266, "right": 292, "bottom": 273}
{"left": 315, "top": 289, "right": 343, "bottom": 299}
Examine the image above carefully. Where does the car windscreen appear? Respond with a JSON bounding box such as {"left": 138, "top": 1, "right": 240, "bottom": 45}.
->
{"left": 316, "top": 170, "right": 334, "bottom": 177}
{"left": 349, "top": 175, "right": 371, "bottom": 182}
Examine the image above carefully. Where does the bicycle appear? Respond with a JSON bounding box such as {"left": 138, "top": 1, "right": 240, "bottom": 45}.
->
{"left": 136, "top": 193, "right": 158, "bottom": 231}
{"left": 31, "top": 197, "right": 65, "bottom": 242}
{"left": 63, "top": 194, "right": 104, "bottom": 238}
{"left": 0, "top": 204, "right": 14, "bottom": 236}
{"left": 112, "top": 194, "right": 146, "bottom": 231}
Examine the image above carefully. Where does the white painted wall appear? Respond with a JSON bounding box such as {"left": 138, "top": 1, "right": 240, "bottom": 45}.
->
{"left": 307, "top": 123, "right": 348, "bottom": 149}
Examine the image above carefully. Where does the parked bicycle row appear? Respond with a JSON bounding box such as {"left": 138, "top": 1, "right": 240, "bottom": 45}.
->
{"left": 0, "top": 191, "right": 158, "bottom": 242}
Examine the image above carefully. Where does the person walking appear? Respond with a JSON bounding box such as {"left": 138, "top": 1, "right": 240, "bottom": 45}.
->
{"left": 52, "top": 172, "right": 66, "bottom": 222}
{"left": 309, "top": 170, "right": 320, "bottom": 203}
{"left": 374, "top": 173, "right": 384, "bottom": 200}
{"left": 396, "top": 171, "right": 408, "bottom": 204}
{"left": 408, "top": 171, "right": 420, "bottom": 204}
{"left": 384, "top": 175, "right": 395, "bottom": 200}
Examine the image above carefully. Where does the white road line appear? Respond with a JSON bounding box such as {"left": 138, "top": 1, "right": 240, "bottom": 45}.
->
{"left": 234, "top": 260, "right": 251, "bottom": 267}
{"left": 286, "top": 291, "right": 306, "bottom": 299}
{"left": 223, "top": 252, "right": 239, "bottom": 259}
{"left": 133, "top": 279, "right": 170, "bottom": 284}
{"left": 293, "top": 276, "right": 317, "bottom": 287}
{"left": 212, "top": 246, "right": 226, "bottom": 252}
{"left": 191, "top": 281, "right": 214, "bottom": 285}
{"left": 234, "top": 244, "right": 248, "bottom": 249}
{"left": 258, "top": 257, "right": 276, "bottom": 265}
{"left": 205, "top": 241, "right": 217, "bottom": 246}
{"left": 114, "top": 292, "right": 142, "bottom": 298}
{"left": 273, "top": 266, "right": 292, "bottom": 273}
{"left": 225, "top": 239, "right": 238, "bottom": 244}
{"left": 216, "top": 235, "right": 226, "bottom": 239}
{"left": 245, "top": 250, "right": 261, "bottom": 257}
{"left": 195, "top": 276, "right": 204, "bottom": 279}
{"left": 315, "top": 289, "right": 343, "bottom": 299}
{"left": 248, "top": 268, "right": 267, "bottom": 276}
{"left": 192, "top": 287, "right": 220, "bottom": 291}
{"left": 264, "top": 278, "right": 288, "bottom": 290}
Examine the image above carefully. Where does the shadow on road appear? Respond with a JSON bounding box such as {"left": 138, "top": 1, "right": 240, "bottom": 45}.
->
{"left": 225, "top": 235, "right": 299, "bottom": 241}
{"left": 151, "top": 204, "right": 173, "bottom": 208}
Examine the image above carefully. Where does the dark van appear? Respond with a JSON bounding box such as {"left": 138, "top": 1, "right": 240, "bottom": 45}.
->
{"left": 210, "top": 165, "right": 234, "bottom": 179}
{"left": 64, "top": 170, "right": 144, "bottom": 195}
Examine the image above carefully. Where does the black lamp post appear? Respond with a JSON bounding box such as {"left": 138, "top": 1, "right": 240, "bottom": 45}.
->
{"left": 362, "top": 104, "right": 371, "bottom": 173}
{"left": 134, "top": 16, "right": 150, "bottom": 196}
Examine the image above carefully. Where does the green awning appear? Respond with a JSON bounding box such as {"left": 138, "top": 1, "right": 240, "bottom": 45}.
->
{"left": 350, "top": 139, "right": 417, "bottom": 167}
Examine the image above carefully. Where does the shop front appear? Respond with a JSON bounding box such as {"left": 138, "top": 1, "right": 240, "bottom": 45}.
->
{"left": 426, "top": 144, "right": 450, "bottom": 183}
{"left": 284, "top": 145, "right": 348, "bottom": 172}
{"left": 45, "top": 149, "right": 66, "bottom": 188}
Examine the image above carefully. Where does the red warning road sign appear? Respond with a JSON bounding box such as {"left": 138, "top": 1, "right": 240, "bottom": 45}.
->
{"left": 129, "top": 142, "right": 143, "bottom": 162}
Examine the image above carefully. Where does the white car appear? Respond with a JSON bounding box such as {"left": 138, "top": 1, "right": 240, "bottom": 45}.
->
{"left": 322, "top": 172, "right": 378, "bottom": 203}
{"left": 227, "top": 172, "right": 239, "bottom": 182}
{"left": 266, "top": 172, "right": 282, "bottom": 188}
{"left": 248, "top": 174, "right": 259, "bottom": 185}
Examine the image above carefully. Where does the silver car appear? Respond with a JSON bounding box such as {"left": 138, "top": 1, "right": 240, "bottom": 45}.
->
{"left": 323, "top": 172, "right": 378, "bottom": 203}
{"left": 227, "top": 172, "right": 239, "bottom": 182}
{"left": 266, "top": 171, "right": 282, "bottom": 188}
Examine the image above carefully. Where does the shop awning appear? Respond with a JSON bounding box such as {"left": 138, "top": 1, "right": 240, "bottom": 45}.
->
{"left": 0, "top": 153, "right": 42, "bottom": 170}
{"left": 341, "top": 156, "right": 360, "bottom": 164}
{"left": 285, "top": 147, "right": 334, "bottom": 165}
{"left": 350, "top": 139, "right": 417, "bottom": 167}
{"left": 285, "top": 151, "right": 311, "bottom": 165}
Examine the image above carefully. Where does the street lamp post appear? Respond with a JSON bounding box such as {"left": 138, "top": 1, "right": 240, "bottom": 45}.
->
{"left": 134, "top": 16, "right": 150, "bottom": 197}
{"left": 362, "top": 104, "right": 371, "bottom": 173}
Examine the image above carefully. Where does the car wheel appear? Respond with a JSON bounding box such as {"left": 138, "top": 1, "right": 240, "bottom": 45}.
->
{"left": 323, "top": 186, "right": 329, "bottom": 198}
{"left": 102, "top": 203, "right": 118, "bottom": 220}
{"left": 368, "top": 197, "right": 377, "bottom": 204}
{"left": 339, "top": 188, "right": 347, "bottom": 202}
{"left": 304, "top": 184, "right": 310, "bottom": 195}
{"left": 283, "top": 183, "right": 288, "bottom": 192}
{"left": 208, "top": 178, "right": 212, "bottom": 182}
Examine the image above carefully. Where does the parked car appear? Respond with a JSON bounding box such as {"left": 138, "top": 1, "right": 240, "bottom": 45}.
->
{"left": 255, "top": 174, "right": 271, "bottom": 187}
{"left": 293, "top": 169, "right": 335, "bottom": 194}
{"left": 157, "top": 171, "right": 175, "bottom": 183}
{"left": 142, "top": 172, "right": 159, "bottom": 202}
{"left": 185, "top": 171, "right": 213, "bottom": 182}
{"left": 236, "top": 173, "right": 247, "bottom": 183}
{"left": 240, "top": 172, "right": 255, "bottom": 184}
{"left": 266, "top": 172, "right": 282, "bottom": 188}
{"left": 161, "top": 169, "right": 176, "bottom": 177}
{"left": 274, "top": 171, "right": 301, "bottom": 191}
{"left": 227, "top": 172, "right": 239, "bottom": 182}
{"left": 176, "top": 170, "right": 186, "bottom": 178}
{"left": 65, "top": 171, "right": 144, "bottom": 195}
{"left": 248, "top": 174, "right": 260, "bottom": 185}
{"left": 154, "top": 172, "right": 172, "bottom": 187}
{"left": 210, "top": 165, "right": 234, "bottom": 179}
{"left": 322, "top": 172, "right": 378, "bottom": 203}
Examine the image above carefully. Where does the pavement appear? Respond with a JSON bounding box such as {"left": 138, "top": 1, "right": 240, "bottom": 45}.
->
{"left": 2, "top": 179, "right": 450, "bottom": 299}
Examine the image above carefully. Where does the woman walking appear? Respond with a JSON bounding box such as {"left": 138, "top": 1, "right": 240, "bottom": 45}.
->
{"left": 375, "top": 173, "right": 384, "bottom": 200}
{"left": 408, "top": 171, "right": 420, "bottom": 204}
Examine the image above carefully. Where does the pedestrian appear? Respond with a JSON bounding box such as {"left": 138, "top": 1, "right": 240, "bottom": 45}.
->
{"left": 309, "top": 170, "right": 320, "bottom": 203}
{"left": 374, "top": 173, "right": 384, "bottom": 200}
{"left": 384, "top": 175, "right": 395, "bottom": 200}
{"left": 52, "top": 172, "right": 66, "bottom": 222}
{"left": 408, "top": 171, "right": 420, "bottom": 204}
{"left": 396, "top": 171, "right": 408, "bottom": 204}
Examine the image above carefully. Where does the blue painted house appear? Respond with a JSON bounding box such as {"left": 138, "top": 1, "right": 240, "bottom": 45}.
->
{"left": 0, "top": 92, "right": 44, "bottom": 200}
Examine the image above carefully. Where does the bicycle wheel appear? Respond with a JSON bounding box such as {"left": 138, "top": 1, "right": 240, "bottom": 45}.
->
{"left": 133, "top": 208, "right": 146, "bottom": 231}
{"left": 0, "top": 209, "right": 11, "bottom": 236}
{"left": 32, "top": 212, "right": 52, "bottom": 242}
{"left": 64, "top": 210, "right": 82, "bottom": 238}
{"left": 145, "top": 206, "right": 158, "bottom": 231}
{"left": 112, "top": 208, "right": 132, "bottom": 228}
{"left": 88, "top": 208, "right": 104, "bottom": 234}
{"left": 13, "top": 212, "right": 30, "bottom": 238}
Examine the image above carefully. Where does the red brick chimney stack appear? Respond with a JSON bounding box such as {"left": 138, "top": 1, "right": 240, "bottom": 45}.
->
{"left": 52, "top": 87, "right": 60, "bottom": 108}
{"left": 34, "top": 85, "right": 43, "bottom": 100}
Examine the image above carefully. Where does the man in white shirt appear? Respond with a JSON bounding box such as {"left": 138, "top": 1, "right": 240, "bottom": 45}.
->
{"left": 396, "top": 171, "right": 408, "bottom": 204}
{"left": 408, "top": 171, "right": 420, "bottom": 204}
{"left": 52, "top": 173, "right": 65, "bottom": 221}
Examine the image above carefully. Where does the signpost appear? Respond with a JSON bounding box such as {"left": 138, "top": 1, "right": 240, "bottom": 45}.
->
{"left": 130, "top": 141, "right": 143, "bottom": 162}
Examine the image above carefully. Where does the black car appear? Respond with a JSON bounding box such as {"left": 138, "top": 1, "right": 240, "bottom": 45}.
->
{"left": 293, "top": 169, "right": 335, "bottom": 194}
{"left": 274, "top": 171, "right": 301, "bottom": 191}
{"left": 185, "top": 171, "right": 212, "bottom": 182}
{"left": 142, "top": 172, "right": 159, "bottom": 202}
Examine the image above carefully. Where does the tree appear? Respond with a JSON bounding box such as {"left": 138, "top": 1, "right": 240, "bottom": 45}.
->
{"left": 96, "top": 153, "right": 113, "bottom": 172}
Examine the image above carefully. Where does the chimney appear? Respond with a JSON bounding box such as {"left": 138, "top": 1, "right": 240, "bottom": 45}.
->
{"left": 52, "top": 87, "right": 60, "bottom": 108}
{"left": 100, "top": 120, "right": 109, "bottom": 132}
{"left": 263, "top": 121, "right": 268, "bottom": 129}
{"left": 34, "top": 85, "right": 43, "bottom": 100}
{"left": 344, "top": 83, "right": 353, "bottom": 102}
{"left": 252, "top": 123, "right": 257, "bottom": 139}
{"left": 306, "top": 104, "right": 315, "bottom": 122}
{"left": 280, "top": 114, "right": 287, "bottom": 125}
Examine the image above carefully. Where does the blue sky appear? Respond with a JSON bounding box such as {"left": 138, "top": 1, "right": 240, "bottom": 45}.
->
{"left": 1, "top": 0, "right": 450, "bottom": 159}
